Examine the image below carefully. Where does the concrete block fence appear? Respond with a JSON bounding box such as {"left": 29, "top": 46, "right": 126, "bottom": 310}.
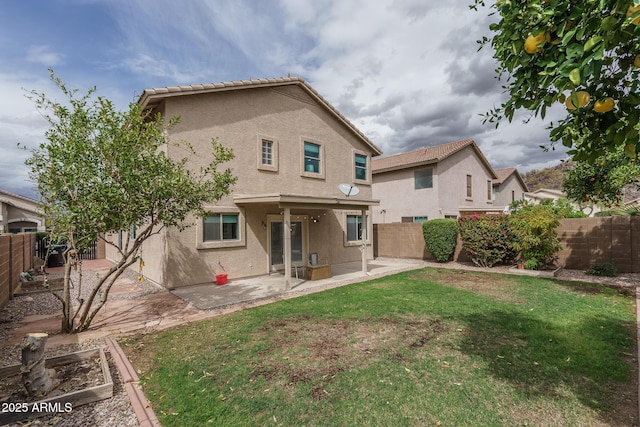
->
{"left": 374, "top": 217, "right": 640, "bottom": 273}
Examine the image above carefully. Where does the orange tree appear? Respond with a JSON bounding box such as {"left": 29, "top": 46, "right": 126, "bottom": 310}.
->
{"left": 563, "top": 146, "right": 640, "bottom": 206}
{"left": 472, "top": 0, "right": 640, "bottom": 187}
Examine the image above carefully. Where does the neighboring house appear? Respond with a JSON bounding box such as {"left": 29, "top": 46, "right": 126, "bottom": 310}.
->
{"left": 371, "top": 139, "right": 499, "bottom": 223}
{"left": 0, "top": 189, "right": 45, "bottom": 234}
{"left": 105, "top": 77, "right": 382, "bottom": 289}
{"left": 492, "top": 167, "right": 528, "bottom": 208}
{"left": 523, "top": 188, "right": 601, "bottom": 216}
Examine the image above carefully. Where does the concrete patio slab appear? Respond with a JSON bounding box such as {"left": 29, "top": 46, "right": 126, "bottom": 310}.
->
{"left": 170, "top": 259, "right": 424, "bottom": 310}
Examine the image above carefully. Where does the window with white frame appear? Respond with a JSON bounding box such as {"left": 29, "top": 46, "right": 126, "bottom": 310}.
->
{"left": 257, "top": 136, "right": 278, "bottom": 172}
{"left": 466, "top": 174, "right": 473, "bottom": 198}
{"left": 487, "top": 180, "right": 492, "bottom": 201}
{"left": 261, "top": 140, "right": 273, "bottom": 166}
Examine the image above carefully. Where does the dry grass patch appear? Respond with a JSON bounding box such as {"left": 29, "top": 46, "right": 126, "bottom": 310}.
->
{"left": 408, "top": 268, "right": 525, "bottom": 303}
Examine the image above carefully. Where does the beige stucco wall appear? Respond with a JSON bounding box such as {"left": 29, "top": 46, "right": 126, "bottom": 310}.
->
{"left": 133, "top": 85, "right": 375, "bottom": 288}
{"left": 493, "top": 174, "right": 526, "bottom": 208}
{"left": 0, "top": 194, "right": 45, "bottom": 234}
{"left": 372, "top": 146, "right": 495, "bottom": 223}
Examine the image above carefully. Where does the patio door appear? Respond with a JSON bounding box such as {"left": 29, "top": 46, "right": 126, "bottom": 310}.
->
{"left": 269, "top": 219, "right": 305, "bottom": 271}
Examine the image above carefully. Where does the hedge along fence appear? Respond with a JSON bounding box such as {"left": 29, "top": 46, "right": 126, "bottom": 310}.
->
{"left": 0, "top": 233, "right": 36, "bottom": 310}
{"left": 373, "top": 223, "right": 469, "bottom": 263}
{"left": 373, "top": 216, "right": 640, "bottom": 273}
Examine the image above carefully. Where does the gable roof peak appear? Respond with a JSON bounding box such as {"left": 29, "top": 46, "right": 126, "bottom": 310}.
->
{"left": 372, "top": 138, "right": 493, "bottom": 174}
{"left": 137, "top": 76, "right": 382, "bottom": 156}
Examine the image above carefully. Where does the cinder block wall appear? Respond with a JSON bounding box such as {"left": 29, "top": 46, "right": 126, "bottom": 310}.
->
{"left": 0, "top": 233, "right": 36, "bottom": 311}
{"left": 374, "top": 218, "right": 640, "bottom": 273}
{"left": 374, "top": 223, "right": 431, "bottom": 260}
{"left": 0, "top": 235, "right": 10, "bottom": 310}
{"left": 10, "top": 234, "right": 25, "bottom": 299}
{"left": 557, "top": 217, "right": 639, "bottom": 273}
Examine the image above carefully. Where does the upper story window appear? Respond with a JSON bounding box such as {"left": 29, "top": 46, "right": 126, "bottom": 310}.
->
{"left": 304, "top": 142, "right": 321, "bottom": 173}
{"left": 301, "top": 139, "right": 325, "bottom": 179}
{"left": 487, "top": 180, "right": 492, "bottom": 201}
{"left": 262, "top": 140, "right": 273, "bottom": 166}
{"left": 257, "top": 135, "right": 278, "bottom": 172}
{"left": 466, "top": 174, "right": 473, "bottom": 198}
{"left": 355, "top": 153, "right": 367, "bottom": 181}
{"left": 414, "top": 168, "right": 433, "bottom": 189}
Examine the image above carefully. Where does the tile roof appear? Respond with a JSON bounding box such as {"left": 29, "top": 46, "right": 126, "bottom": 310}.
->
{"left": 137, "top": 76, "right": 382, "bottom": 156}
{"left": 493, "top": 167, "right": 529, "bottom": 192}
{"left": 493, "top": 167, "right": 517, "bottom": 185}
{"left": 372, "top": 139, "right": 496, "bottom": 178}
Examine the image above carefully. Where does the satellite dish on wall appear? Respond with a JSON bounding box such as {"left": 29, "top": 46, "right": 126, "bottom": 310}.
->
{"left": 338, "top": 183, "right": 360, "bottom": 197}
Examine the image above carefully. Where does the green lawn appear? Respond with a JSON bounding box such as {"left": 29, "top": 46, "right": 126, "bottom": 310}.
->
{"left": 121, "top": 268, "right": 638, "bottom": 426}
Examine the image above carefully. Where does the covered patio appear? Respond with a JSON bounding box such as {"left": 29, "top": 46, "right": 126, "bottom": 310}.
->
{"left": 234, "top": 193, "right": 379, "bottom": 290}
{"left": 171, "top": 258, "right": 426, "bottom": 310}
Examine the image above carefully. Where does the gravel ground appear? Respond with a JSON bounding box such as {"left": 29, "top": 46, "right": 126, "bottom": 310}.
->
{"left": 0, "top": 265, "right": 163, "bottom": 427}
{"left": 1, "top": 260, "right": 639, "bottom": 426}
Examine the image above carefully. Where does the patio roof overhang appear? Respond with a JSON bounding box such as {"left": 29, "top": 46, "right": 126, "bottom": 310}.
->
{"left": 234, "top": 193, "right": 379, "bottom": 210}
{"left": 234, "top": 193, "right": 377, "bottom": 291}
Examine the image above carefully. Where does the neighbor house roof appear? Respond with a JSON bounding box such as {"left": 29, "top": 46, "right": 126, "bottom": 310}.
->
{"left": 0, "top": 189, "right": 41, "bottom": 213}
{"left": 493, "top": 167, "right": 529, "bottom": 192}
{"left": 138, "top": 76, "right": 382, "bottom": 156}
{"left": 371, "top": 138, "right": 497, "bottom": 178}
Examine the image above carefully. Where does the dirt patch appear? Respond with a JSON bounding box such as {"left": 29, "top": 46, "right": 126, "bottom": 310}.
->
{"left": 248, "top": 315, "right": 448, "bottom": 399}
{"left": 408, "top": 268, "right": 524, "bottom": 303}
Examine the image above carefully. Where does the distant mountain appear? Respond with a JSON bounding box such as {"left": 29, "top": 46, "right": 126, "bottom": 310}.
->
{"left": 522, "top": 162, "right": 573, "bottom": 192}
{"left": 522, "top": 161, "right": 640, "bottom": 203}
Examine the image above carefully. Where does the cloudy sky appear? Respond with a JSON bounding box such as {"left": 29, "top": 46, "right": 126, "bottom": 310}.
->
{"left": 1, "top": 0, "right": 570, "bottom": 199}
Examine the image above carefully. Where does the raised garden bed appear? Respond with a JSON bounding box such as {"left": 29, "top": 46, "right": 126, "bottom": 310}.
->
{"left": 14, "top": 277, "right": 64, "bottom": 296}
{"left": 0, "top": 348, "right": 113, "bottom": 425}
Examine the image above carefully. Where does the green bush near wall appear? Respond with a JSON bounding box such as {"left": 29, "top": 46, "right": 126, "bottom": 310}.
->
{"left": 422, "top": 219, "right": 459, "bottom": 262}
{"left": 458, "top": 214, "right": 515, "bottom": 267}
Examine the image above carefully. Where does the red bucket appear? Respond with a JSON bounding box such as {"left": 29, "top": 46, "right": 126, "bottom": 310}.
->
{"left": 215, "top": 273, "right": 228, "bottom": 285}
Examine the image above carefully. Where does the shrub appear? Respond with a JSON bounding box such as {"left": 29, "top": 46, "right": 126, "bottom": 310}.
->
{"left": 422, "top": 219, "right": 459, "bottom": 262}
{"left": 509, "top": 204, "right": 562, "bottom": 269}
{"left": 586, "top": 263, "right": 618, "bottom": 277}
{"left": 458, "top": 214, "right": 515, "bottom": 267}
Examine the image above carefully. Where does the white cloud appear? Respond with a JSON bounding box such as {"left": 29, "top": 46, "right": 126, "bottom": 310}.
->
{"left": 26, "top": 45, "right": 64, "bottom": 66}
{"left": 0, "top": 0, "right": 572, "bottom": 196}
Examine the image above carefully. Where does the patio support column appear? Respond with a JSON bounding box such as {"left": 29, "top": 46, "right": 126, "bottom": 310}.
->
{"left": 361, "top": 208, "right": 368, "bottom": 276}
{"left": 284, "top": 207, "right": 291, "bottom": 290}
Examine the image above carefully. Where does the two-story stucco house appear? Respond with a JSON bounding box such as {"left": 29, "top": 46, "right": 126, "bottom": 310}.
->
{"left": 0, "top": 189, "right": 45, "bottom": 234}
{"left": 105, "top": 77, "right": 382, "bottom": 289}
{"left": 371, "top": 139, "right": 499, "bottom": 223}
{"left": 492, "top": 167, "right": 528, "bottom": 207}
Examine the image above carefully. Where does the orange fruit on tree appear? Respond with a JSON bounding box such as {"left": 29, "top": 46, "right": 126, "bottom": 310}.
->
{"left": 565, "top": 91, "right": 591, "bottom": 110}
{"left": 593, "top": 97, "right": 615, "bottom": 113}
{"left": 524, "top": 32, "right": 549, "bottom": 54}
{"left": 634, "top": 55, "right": 640, "bottom": 68}
{"left": 628, "top": 5, "right": 640, "bottom": 25}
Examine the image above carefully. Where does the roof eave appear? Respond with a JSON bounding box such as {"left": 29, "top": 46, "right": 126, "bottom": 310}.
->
{"left": 137, "top": 77, "right": 383, "bottom": 157}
